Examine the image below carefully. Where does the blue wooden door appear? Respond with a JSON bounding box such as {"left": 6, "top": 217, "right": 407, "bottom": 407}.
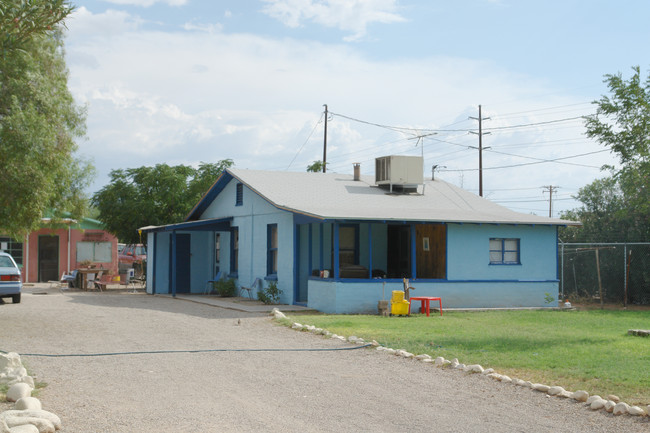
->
{"left": 174, "top": 234, "right": 191, "bottom": 293}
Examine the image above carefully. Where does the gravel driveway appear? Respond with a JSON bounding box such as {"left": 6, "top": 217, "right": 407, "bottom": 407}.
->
{"left": 0, "top": 289, "right": 647, "bottom": 432}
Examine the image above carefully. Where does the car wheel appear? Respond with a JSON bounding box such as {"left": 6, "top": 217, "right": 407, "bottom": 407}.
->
{"left": 12, "top": 294, "right": 21, "bottom": 304}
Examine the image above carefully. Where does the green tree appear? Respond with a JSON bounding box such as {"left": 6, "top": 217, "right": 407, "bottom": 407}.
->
{"left": 92, "top": 161, "right": 233, "bottom": 243}
{"left": 306, "top": 160, "right": 327, "bottom": 172}
{"left": 584, "top": 66, "right": 649, "bottom": 166}
{"left": 562, "top": 66, "right": 650, "bottom": 242}
{"left": 0, "top": 1, "right": 91, "bottom": 238}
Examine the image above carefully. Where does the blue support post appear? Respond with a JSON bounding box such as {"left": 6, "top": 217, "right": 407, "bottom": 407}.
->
{"left": 319, "top": 224, "right": 324, "bottom": 272}
{"left": 333, "top": 222, "right": 340, "bottom": 279}
{"left": 410, "top": 224, "right": 416, "bottom": 279}
{"left": 171, "top": 231, "right": 177, "bottom": 297}
{"left": 368, "top": 223, "right": 373, "bottom": 279}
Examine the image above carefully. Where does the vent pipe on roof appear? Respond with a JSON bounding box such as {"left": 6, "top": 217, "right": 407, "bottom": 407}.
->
{"left": 353, "top": 163, "right": 360, "bottom": 181}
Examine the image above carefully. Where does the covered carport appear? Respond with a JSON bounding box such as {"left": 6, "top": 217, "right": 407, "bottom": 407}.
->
{"left": 140, "top": 217, "right": 232, "bottom": 296}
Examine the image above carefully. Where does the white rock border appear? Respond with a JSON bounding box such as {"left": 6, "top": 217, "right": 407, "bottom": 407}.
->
{"left": 272, "top": 309, "right": 649, "bottom": 420}
{"left": 1, "top": 352, "right": 63, "bottom": 432}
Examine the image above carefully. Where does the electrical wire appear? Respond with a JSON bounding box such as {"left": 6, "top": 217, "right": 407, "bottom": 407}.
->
{"left": 440, "top": 149, "right": 610, "bottom": 172}
{"left": 286, "top": 113, "right": 324, "bottom": 170}
{"left": 1, "top": 344, "right": 373, "bottom": 358}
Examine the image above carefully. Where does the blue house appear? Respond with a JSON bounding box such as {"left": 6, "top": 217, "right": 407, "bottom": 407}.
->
{"left": 142, "top": 156, "right": 578, "bottom": 313}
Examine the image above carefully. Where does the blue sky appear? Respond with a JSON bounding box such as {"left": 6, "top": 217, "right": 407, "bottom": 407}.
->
{"left": 64, "top": 0, "right": 650, "bottom": 216}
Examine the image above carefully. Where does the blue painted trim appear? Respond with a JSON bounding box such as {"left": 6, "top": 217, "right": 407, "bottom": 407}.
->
{"left": 410, "top": 224, "right": 416, "bottom": 279}
{"left": 555, "top": 226, "right": 559, "bottom": 280}
{"left": 308, "top": 276, "right": 559, "bottom": 283}
{"left": 308, "top": 224, "right": 313, "bottom": 275}
{"left": 293, "top": 218, "right": 298, "bottom": 305}
{"left": 185, "top": 171, "right": 234, "bottom": 221}
{"left": 368, "top": 223, "right": 373, "bottom": 279}
{"left": 171, "top": 231, "right": 177, "bottom": 297}
{"left": 151, "top": 232, "right": 157, "bottom": 295}
{"left": 266, "top": 223, "right": 278, "bottom": 276}
{"left": 235, "top": 183, "right": 243, "bottom": 206}
{"left": 319, "top": 224, "right": 324, "bottom": 271}
{"left": 333, "top": 222, "right": 340, "bottom": 278}
{"left": 145, "top": 217, "right": 233, "bottom": 233}
{"left": 230, "top": 226, "right": 238, "bottom": 275}
{"left": 444, "top": 222, "right": 449, "bottom": 279}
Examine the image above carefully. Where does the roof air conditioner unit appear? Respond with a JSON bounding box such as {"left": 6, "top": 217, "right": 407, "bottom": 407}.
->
{"left": 375, "top": 155, "right": 423, "bottom": 192}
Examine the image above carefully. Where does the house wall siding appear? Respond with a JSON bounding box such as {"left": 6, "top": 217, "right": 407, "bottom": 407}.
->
{"left": 200, "top": 180, "right": 294, "bottom": 303}
{"left": 447, "top": 223, "right": 557, "bottom": 280}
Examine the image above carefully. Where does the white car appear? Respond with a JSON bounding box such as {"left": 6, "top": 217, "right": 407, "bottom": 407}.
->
{"left": 0, "top": 251, "right": 22, "bottom": 304}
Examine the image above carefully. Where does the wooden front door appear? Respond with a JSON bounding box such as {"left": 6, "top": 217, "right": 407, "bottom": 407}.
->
{"left": 416, "top": 224, "right": 446, "bottom": 279}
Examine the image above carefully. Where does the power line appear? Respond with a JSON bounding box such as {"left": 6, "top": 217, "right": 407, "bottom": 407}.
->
{"left": 440, "top": 149, "right": 609, "bottom": 172}
{"left": 485, "top": 148, "right": 603, "bottom": 169}
{"left": 286, "top": 113, "right": 324, "bottom": 170}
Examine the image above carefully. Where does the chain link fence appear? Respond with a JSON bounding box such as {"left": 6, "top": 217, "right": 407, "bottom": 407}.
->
{"left": 559, "top": 242, "right": 650, "bottom": 306}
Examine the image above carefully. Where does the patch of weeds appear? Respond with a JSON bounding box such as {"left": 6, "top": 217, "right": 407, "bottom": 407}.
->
{"left": 257, "top": 281, "right": 282, "bottom": 305}
{"left": 213, "top": 279, "right": 237, "bottom": 297}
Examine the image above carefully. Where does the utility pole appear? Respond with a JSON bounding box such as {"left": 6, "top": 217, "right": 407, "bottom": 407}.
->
{"left": 469, "top": 105, "right": 490, "bottom": 196}
{"left": 543, "top": 185, "right": 558, "bottom": 217}
{"left": 322, "top": 104, "right": 328, "bottom": 173}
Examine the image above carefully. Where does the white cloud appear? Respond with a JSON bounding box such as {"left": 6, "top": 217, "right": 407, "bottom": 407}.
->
{"left": 67, "top": 7, "right": 143, "bottom": 40}
{"left": 102, "top": 0, "right": 187, "bottom": 7}
{"left": 260, "top": 0, "right": 406, "bottom": 41}
{"left": 64, "top": 7, "right": 606, "bottom": 216}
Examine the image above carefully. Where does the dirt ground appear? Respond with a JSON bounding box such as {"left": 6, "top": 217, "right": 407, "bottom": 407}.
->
{"left": 1, "top": 288, "right": 648, "bottom": 432}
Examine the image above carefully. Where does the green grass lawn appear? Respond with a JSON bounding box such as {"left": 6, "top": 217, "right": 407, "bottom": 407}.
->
{"left": 287, "top": 309, "right": 650, "bottom": 405}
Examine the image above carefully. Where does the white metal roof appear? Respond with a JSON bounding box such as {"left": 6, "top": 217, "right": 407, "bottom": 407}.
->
{"left": 227, "top": 168, "right": 580, "bottom": 226}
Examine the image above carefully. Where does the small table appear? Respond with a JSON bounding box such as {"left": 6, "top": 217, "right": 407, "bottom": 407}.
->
{"left": 408, "top": 296, "right": 443, "bottom": 316}
{"left": 76, "top": 268, "right": 104, "bottom": 290}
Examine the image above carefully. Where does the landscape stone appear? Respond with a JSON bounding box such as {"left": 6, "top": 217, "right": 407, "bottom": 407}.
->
{"left": 466, "top": 364, "right": 484, "bottom": 374}
{"left": 6, "top": 384, "right": 32, "bottom": 402}
{"left": 0, "top": 411, "right": 61, "bottom": 431}
{"left": 500, "top": 375, "right": 512, "bottom": 383}
{"left": 270, "top": 308, "right": 286, "bottom": 319}
{"left": 628, "top": 406, "right": 646, "bottom": 416}
{"left": 548, "top": 386, "right": 565, "bottom": 396}
{"left": 532, "top": 384, "right": 550, "bottom": 392}
{"left": 590, "top": 398, "right": 606, "bottom": 410}
{"left": 421, "top": 358, "right": 433, "bottom": 363}
{"left": 415, "top": 354, "right": 431, "bottom": 361}
{"left": 613, "top": 402, "right": 630, "bottom": 415}
{"left": 1, "top": 416, "right": 55, "bottom": 433}
{"left": 14, "top": 398, "right": 42, "bottom": 411}
{"left": 571, "top": 390, "right": 589, "bottom": 402}
{"left": 586, "top": 395, "right": 602, "bottom": 405}
{"left": 434, "top": 357, "right": 446, "bottom": 366}
{"left": 558, "top": 390, "right": 573, "bottom": 398}
{"left": 455, "top": 363, "right": 466, "bottom": 370}
{"left": 606, "top": 394, "right": 620, "bottom": 403}
{"left": 481, "top": 368, "right": 494, "bottom": 375}
{"left": 8, "top": 425, "right": 40, "bottom": 433}
{"left": 371, "top": 340, "right": 380, "bottom": 347}
{"left": 604, "top": 400, "right": 616, "bottom": 413}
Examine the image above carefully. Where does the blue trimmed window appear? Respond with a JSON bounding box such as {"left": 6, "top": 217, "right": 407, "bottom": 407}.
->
{"left": 230, "top": 227, "right": 239, "bottom": 276}
{"left": 489, "top": 238, "right": 520, "bottom": 265}
{"left": 235, "top": 183, "right": 243, "bottom": 206}
{"left": 267, "top": 224, "right": 278, "bottom": 277}
{"left": 338, "top": 224, "right": 359, "bottom": 267}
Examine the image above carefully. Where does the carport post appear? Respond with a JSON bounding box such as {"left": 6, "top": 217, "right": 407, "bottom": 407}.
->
{"left": 171, "top": 231, "right": 177, "bottom": 297}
